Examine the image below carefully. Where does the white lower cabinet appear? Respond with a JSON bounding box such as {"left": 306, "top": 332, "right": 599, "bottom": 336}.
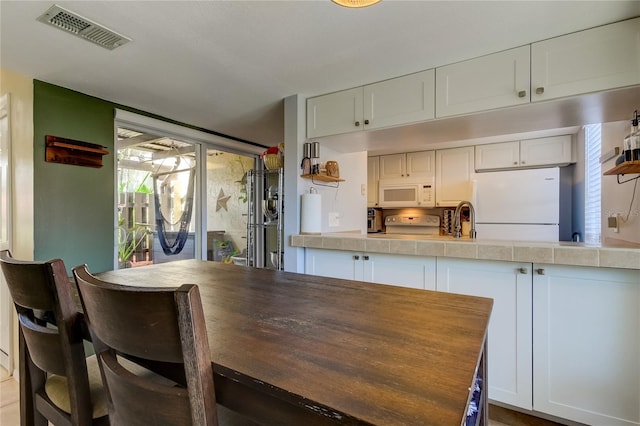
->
{"left": 436, "top": 258, "right": 533, "bottom": 410}
{"left": 304, "top": 250, "right": 640, "bottom": 424}
{"left": 304, "top": 248, "right": 435, "bottom": 290}
{"left": 532, "top": 264, "right": 640, "bottom": 426}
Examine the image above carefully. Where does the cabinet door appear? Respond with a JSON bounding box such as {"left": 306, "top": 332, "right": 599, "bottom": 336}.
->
{"left": 531, "top": 17, "right": 640, "bottom": 102}
{"left": 367, "top": 156, "right": 379, "bottom": 207}
{"left": 379, "top": 153, "right": 406, "bottom": 179}
{"left": 306, "top": 87, "right": 364, "bottom": 138}
{"left": 364, "top": 253, "right": 435, "bottom": 290}
{"left": 533, "top": 264, "right": 640, "bottom": 426}
{"left": 304, "top": 248, "right": 358, "bottom": 280}
{"left": 406, "top": 150, "right": 435, "bottom": 179}
{"left": 363, "top": 69, "right": 435, "bottom": 130}
{"left": 435, "top": 46, "right": 530, "bottom": 118}
{"left": 437, "top": 258, "right": 533, "bottom": 409}
{"left": 519, "top": 135, "right": 573, "bottom": 167}
{"left": 435, "top": 146, "right": 474, "bottom": 207}
{"left": 475, "top": 141, "right": 520, "bottom": 171}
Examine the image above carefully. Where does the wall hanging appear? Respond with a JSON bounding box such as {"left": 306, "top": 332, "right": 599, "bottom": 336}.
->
{"left": 45, "top": 135, "right": 109, "bottom": 168}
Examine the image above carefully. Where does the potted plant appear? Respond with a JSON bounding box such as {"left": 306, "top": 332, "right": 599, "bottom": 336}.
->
{"left": 118, "top": 216, "right": 151, "bottom": 268}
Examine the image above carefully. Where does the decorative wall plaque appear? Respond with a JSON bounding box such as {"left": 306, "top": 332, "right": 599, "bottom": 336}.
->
{"left": 45, "top": 135, "right": 109, "bottom": 168}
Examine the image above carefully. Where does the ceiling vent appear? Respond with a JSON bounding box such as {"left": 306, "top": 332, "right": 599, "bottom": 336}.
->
{"left": 37, "top": 4, "right": 131, "bottom": 50}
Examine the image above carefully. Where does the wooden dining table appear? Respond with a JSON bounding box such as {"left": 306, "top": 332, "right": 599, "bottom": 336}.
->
{"left": 98, "top": 259, "right": 492, "bottom": 426}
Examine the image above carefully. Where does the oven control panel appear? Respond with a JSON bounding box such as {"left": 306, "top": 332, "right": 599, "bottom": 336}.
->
{"left": 385, "top": 214, "right": 441, "bottom": 235}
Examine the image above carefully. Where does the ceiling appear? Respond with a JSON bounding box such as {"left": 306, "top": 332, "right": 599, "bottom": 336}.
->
{"left": 2, "top": 1, "right": 639, "bottom": 148}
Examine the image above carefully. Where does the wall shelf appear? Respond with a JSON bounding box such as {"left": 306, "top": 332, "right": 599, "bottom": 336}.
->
{"left": 603, "top": 160, "right": 640, "bottom": 175}
{"left": 300, "top": 174, "right": 345, "bottom": 182}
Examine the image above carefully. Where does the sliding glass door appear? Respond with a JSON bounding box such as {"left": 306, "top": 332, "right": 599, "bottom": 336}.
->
{"left": 114, "top": 111, "right": 261, "bottom": 269}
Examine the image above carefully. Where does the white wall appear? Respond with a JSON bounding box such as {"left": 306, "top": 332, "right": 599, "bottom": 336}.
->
{"left": 299, "top": 147, "right": 367, "bottom": 234}
{"left": 1, "top": 68, "right": 34, "bottom": 376}
{"left": 601, "top": 121, "right": 640, "bottom": 245}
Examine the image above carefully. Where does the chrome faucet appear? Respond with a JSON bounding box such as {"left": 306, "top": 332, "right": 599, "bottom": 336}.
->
{"left": 453, "top": 201, "right": 476, "bottom": 239}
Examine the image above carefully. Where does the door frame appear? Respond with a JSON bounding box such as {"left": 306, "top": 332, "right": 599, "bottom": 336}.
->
{"left": 0, "top": 93, "right": 13, "bottom": 374}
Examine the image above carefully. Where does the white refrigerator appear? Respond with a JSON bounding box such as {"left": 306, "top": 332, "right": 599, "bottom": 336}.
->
{"left": 473, "top": 167, "right": 571, "bottom": 241}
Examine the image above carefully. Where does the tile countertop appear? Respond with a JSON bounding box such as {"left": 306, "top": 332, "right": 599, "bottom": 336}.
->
{"left": 290, "top": 233, "right": 640, "bottom": 271}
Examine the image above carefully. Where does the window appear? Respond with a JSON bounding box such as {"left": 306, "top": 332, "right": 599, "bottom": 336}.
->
{"left": 584, "top": 123, "right": 601, "bottom": 244}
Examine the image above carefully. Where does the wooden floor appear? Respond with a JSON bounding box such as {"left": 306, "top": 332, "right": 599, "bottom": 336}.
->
{"left": 1, "top": 366, "right": 20, "bottom": 426}
{"left": 0, "top": 365, "right": 564, "bottom": 426}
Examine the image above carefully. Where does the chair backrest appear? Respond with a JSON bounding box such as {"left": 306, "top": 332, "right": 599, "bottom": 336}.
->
{"left": 0, "top": 249, "right": 96, "bottom": 425}
{"left": 73, "top": 264, "right": 218, "bottom": 426}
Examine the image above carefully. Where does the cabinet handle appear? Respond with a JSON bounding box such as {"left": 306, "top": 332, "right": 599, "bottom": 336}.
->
{"left": 536, "top": 87, "right": 545, "bottom": 95}
{"left": 513, "top": 161, "right": 518, "bottom": 165}
{"left": 536, "top": 268, "right": 545, "bottom": 275}
{"left": 353, "top": 255, "right": 360, "bottom": 260}
{"left": 355, "top": 121, "right": 360, "bottom": 127}
{"left": 521, "top": 161, "right": 525, "bottom": 164}
{"left": 518, "top": 267, "right": 529, "bottom": 274}
{"left": 363, "top": 255, "right": 370, "bottom": 261}
{"left": 518, "top": 90, "right": 527, "bottom": 98}
{"left": 364, "top": 119, "right": 370, "bottom": 125}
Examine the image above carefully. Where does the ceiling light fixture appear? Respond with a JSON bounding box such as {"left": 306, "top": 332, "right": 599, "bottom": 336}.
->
{"left": 331, "top": 0, "right": 381, "bottom": 8}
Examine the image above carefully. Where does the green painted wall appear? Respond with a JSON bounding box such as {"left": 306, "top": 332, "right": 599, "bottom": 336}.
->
{"left": 33, "top": 81, "right": 116, "bottom": 273}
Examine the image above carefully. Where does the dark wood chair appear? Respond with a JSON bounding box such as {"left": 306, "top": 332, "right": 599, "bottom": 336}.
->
{"left": 0, "top": 250, "right": 109, "bottom": 426}
{"left": 72, "top": 264, "right": 257, "bottom": 426}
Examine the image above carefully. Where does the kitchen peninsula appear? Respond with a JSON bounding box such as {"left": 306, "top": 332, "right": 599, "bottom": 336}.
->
{"left": 291, "top": 233, "right": 640, "bottom": 270}
{"left": 292, "top": 232, "right": 640, "bottom": 426}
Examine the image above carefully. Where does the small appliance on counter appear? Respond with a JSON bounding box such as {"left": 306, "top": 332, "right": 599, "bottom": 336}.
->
{"left": 367, "top": 208, "right": 383, "bottom": 233}
{"left": 384, "top": 214, "right": 440, "bottom": 236}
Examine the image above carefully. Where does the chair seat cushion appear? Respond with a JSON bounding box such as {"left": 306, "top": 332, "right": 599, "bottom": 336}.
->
{"left": 44, "top": 354, "right": 108, "bottom": 418}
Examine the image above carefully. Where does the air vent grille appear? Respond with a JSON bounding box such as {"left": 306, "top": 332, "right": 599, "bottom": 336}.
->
{"left": 37, "top": 5, "right": 131, "bottom": 50}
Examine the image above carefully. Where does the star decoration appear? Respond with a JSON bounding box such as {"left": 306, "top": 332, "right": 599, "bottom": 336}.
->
{"left": 216, "top": 188, "right": 231, "bottom": 212}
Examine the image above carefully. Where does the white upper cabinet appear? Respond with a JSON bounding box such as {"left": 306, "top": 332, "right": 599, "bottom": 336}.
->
{"left": 307, "top": 70, "right": 435, "bottom": 138}
{"left": 475, "top": 135, "right": 573, "bottom": 171}
{"left": 309, "top": 18, "right": 639, "bottom": 140}
{"left": 307, "top": 87, "right": 363, "bottom": 138}
{"left": 367, "top": 156, "right": 379, "bottom": 207}
{"left": 531, "top": 17, "right": 640, "bottom": 102}
{"left": 379, "top": 151, "right": 434, "bottom": 179}
{"left": 519, "top": 135, "right": 573, "bottom": 167}
{"left": 475, "top": 141, "right": 520, "bottom": 170}
{"left": 435, "top": 46, "right": 531, "bottom": 118}
{"left": 406, "top": 151, "right": 435, "bottom": 178}
{"left": 363, "top": 70, "right": 435, "bottom": 130}
{"left": 435, "top": 146, "right": 474, "bottom": 207}
{"left": 379, "top": 153, "right": 406, "bottom": 179}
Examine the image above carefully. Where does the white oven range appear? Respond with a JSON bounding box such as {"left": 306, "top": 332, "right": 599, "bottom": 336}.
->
{"left": 384, "top": 214, "right": 441, "bottom": 235}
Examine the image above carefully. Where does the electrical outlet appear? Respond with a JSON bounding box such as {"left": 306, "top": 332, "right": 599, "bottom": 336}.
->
{"left": 607, "top": 215, "right": 619, "bottom": 233}
{"left": 329, "top": 212, "right": 340, "bottom": 227}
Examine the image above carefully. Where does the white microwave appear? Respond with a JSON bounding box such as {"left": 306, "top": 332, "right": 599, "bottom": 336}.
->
{"left": 378, "top": 178, "right": 435, "bottom": 208}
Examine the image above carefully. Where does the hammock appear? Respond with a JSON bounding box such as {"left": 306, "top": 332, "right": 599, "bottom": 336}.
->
{"left": 153, "top": 166, "right": 195, "bottom": 256}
